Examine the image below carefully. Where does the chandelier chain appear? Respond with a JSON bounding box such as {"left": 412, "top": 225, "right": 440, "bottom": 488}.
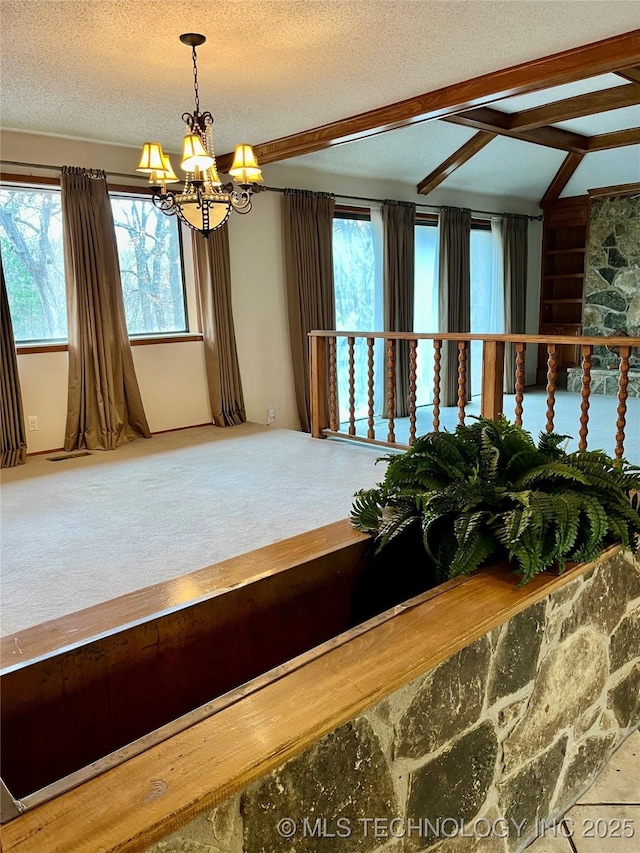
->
{"left": 192, "top": 46, "right": 200, "bottom": 114}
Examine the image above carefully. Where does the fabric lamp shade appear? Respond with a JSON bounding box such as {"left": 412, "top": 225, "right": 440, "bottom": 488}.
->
{"left": 161, "top": 155, "right": 179, "bottom": 183}
{"left": 181, "top": 134, "right": 214, "bottom": 172}
{"left": 137, "top": 142, "right": 166, "bottom": 173}
{"left": 229, "top": 144, "right": 263, "bottom": 183}
{"left": 204, "top": 164, "right": 223, "bottom": 187}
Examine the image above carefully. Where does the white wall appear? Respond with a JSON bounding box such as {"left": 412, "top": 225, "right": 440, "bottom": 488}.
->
{"left": 1, "top": 130, "right": 543, "bottom": 450}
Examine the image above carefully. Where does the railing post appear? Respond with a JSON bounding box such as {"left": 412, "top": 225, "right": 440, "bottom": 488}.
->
{"left": 309, "top": 334, "right": 329, "bottom": 439}
{"left": 480, "top": 340, "right": 505, "bottom": 422}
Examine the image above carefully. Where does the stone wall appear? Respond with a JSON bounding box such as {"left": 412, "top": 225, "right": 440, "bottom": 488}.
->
{"left": 145, "top": 549, "right": 640, "bottom": 853}
{"left": 583, "top": 194, "right": 640, "bottom": 370}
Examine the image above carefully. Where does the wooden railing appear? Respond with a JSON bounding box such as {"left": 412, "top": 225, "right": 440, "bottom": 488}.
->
{"left": 309, "top": 332, "right": 640, "bottom": 459}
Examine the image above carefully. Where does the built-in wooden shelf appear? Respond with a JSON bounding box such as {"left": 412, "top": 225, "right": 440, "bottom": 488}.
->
{"left": 546, "top": 248, "right": 586, "bottom": 255}
{"left": 538, "top": 195, "right": 588, "bottom": 381}
{"left": 543, "top": 273, "right": 585, "bottom": 280}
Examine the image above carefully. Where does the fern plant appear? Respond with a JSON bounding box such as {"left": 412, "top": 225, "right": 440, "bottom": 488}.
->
{"left": 351, "top": 417, "right": 640, "bottom": 585}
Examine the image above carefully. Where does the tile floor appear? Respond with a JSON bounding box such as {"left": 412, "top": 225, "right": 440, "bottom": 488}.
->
{"left": 528, "top": 731, "right": 640, "bottom": 852}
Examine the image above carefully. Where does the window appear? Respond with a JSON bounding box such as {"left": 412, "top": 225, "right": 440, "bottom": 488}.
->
{"left": 332, "top": 210, "right": 380, "bottom": 420}
{"left": 413, "top": 219, "right": 439, "bottom": 405}
{"left": 0, "top": 184, "right": 189, "bottom": 344}
{"left": 0, "top": 186, "right": 67, "bottom": 342}
{"left": 111, "top": 196, "right": 187, "bottom": 336}
{"left": 470, "top": 222, "right": 504, "bottom": 395}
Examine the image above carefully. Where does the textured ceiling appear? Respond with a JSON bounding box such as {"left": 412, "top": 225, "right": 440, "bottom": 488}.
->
{"left": 561, "top": 145, "right": 640, "bottom": 197}
{"left": 1, "top": 1, "right": 639, "bottom": 203}
{"left": 1, "top": 0, "right": 639, "bottom": 152}
{"left": 495, "top": 73, "right": 628, "bottom": 113}
{"left": 556, "top": 105, "right": 640, "bottom": 135}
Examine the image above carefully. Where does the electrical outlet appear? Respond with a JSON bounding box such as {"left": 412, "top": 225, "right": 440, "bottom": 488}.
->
{"left": 267, "top": 407, "right": 276, "bottom": 424}
{"left": 28, "top": 415, "right": 38, "bottom": 431}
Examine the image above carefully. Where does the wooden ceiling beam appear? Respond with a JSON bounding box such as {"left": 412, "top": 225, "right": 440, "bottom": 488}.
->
{"left": 616, "top": 66, "right": 640, "bottom": 83}
{"left": 443, "top": 106, "right": 589, "bottom": 152}
{"left": 509, "top": 83, "right": 640, "bottom": 131}
{"left": 540, "top": 152, "right": 585, "bottom": 208}
{"left": 587, "top": 127, "right": 640, "bottom": 151}
{"left": 217, "top": 30, "right": 640, "bottom": 171}
{"left": 417, "top": 131, "right": 496, "bottom": 195}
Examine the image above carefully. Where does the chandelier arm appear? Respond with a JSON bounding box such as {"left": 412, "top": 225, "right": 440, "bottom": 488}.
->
{"left": 151, "top": 192, "right": 178, "bottom": 215}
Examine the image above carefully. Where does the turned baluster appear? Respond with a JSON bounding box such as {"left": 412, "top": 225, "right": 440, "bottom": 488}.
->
{"left": 387, "top": 338, "right": 396, "bottom": 444}
{"left": 433, "top": 339, "right": 442, "bottom": 431}
{"left": 457, "top": 340, "right": 467, "bottom": 425}
{"left": 578, "top": 344, "right": 592, "bottom": 451}
{"left": 615, "top": 346, "right": 631, "bottom": 459}
{"left": 514, "top": 342, "right": 526, "bottom": 426}
{"left": 348, "top": 336, "right": 356, "bottom": 436}
{"left": 545, "top": 343, "right": 557, "bottom": 433}
{"left": 367, "top": 336, "right": 375, "bottom": 440}
{"left": 408, "top": 339, "right": 418, "bottom": 445}
{"left": 328, "top": 335, "right": 338, "bottom": 432}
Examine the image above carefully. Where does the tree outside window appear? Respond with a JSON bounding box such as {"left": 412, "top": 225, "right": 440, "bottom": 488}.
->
{"left": 0, "top": 187, "right": 67, "bottom": 342}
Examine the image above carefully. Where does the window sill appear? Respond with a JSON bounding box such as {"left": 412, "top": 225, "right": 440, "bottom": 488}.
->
{"left": 17, "top": 334, "right": 203, "bottom": 355}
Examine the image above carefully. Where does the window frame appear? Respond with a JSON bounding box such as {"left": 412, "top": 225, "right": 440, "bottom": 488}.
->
{"left": 0, "top": 174, "right": 202, "bottom": 353}
{"left": 109, "top": 188, "right": 189, "bottom": 339}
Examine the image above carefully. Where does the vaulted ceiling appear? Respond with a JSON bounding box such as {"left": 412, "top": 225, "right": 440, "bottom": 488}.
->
{"left": 1, "top": 1, "right": 639, "bottom": 204}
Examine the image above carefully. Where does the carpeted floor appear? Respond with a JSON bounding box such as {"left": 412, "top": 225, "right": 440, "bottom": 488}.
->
{"left": 0, "top": 424, "right": 385, "bottom": 636}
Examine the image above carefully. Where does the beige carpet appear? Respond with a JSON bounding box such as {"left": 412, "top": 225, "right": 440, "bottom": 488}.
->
{"left": 0, "top": 424, "right": 385, "bottom": 636}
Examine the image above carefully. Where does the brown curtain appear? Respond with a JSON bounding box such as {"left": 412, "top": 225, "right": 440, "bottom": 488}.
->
{"left": 503, "top": 215, "right": 529, "bottom": 393}
{"left": 383, "top": 200, "right": 416, "bottom": 418}
{"left": 438, "top": 206, "right": 471, "bottom": 406}
{"left": 192, "top": 226, "right": 246, "bottom": 426}
{"left": 1, "top": 252, "right": 27, "bottom": 467}
{"left": 61, "top": 167, "right": 150, "bottom": 451}
{"left": 283, "top": 189, "right": 336, "bottom": 432}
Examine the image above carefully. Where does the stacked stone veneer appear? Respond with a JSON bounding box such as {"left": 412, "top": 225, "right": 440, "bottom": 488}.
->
{"left": 146, "top": 550, "right": 640, "bottom": 853}
{"left": 583, "top": 194, "right": 640, "bottom": 371}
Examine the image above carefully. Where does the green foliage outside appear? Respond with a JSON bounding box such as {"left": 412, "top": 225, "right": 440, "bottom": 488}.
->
{"left": 351, "top": 417, "right": 640, "bottom": 585}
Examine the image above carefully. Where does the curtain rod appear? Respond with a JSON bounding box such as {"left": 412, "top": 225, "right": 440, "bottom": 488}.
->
{"left": 0, "top": 159, "right": 544, "bottom": 221}
{"left": 260, "top": 186, "right": 543, "bottom": 221}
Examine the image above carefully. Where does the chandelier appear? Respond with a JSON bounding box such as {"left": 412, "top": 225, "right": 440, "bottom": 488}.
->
{"left": 137, "top": 33, "right": 263, "bottom": 237}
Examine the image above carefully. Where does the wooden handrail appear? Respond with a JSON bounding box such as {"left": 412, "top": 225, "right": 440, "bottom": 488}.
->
{"left": 310, "top": 330, "right": 639, "bottom": 458}
{"left": 309, "top": 331, "right": 640, "bottom": 346}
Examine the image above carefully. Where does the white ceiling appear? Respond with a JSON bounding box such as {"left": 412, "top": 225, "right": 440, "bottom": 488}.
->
{"left": 1, "top": 1, "right": 639, "bottom": 204}
{"left": 494, "top": 74, "right": 629, "bottom": 113}
{"left": 562, "top": 145, "right": 640, "bottom": 197}
{"left": 556, "top": 105, "right": 640, "bottom": 135}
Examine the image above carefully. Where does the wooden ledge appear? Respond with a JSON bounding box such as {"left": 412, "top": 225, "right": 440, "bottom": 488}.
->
{"left": 0, "top": 520, "right": 368, "bottom": 670}
{"left": 0, "top": 534, "right": 619, "bottom": 853}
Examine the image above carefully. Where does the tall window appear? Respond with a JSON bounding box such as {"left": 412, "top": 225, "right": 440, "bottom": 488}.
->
{"left": 470, "top": 222, "right": 504, "bottom": 396}
{"left": 413, "top": 219, "right": 439, "bottom": 405}
{"left": 0, "top": 186, "right": 66, "bottom": 342}
{"left": 332, "top": 210, "right": 379, "bottom": 420}
{"left": 111, "top": 196, "right": 187, "bottom": 336}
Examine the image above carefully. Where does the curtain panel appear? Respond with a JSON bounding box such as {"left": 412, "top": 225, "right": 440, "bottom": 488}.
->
{"left": 382, "top": 200, "right": 416, "bottom": 418}
{"left": 283, "top": 189, "right": 336, "bottom": 433}
{"left": 438, "top": 206, "right": 471, "bottom": 406}
{"left": 503, "top": 215, "right": 529, "bottom": 393}
{"left": 61, "top": 167, "right": 150, "bottom": 451}
{"left": 192, "top": 226, "right": 246, "bottom": 426}
{"left": 0, "top": 252, "right": 27, "bottom": 467}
